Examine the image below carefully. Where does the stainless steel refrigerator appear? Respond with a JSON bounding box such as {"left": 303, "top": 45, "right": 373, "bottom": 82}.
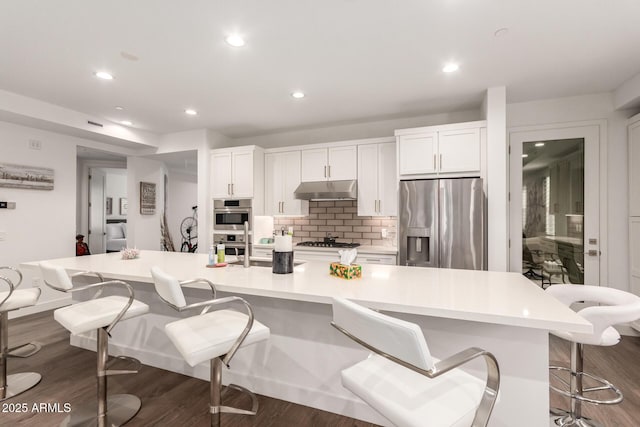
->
{"left": 399, "top": 178, "right": 486, "bottom": 270}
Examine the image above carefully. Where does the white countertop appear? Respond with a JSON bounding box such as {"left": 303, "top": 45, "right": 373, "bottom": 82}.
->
{"left": 22, "top": 251, "right": 590, "bottom": 334}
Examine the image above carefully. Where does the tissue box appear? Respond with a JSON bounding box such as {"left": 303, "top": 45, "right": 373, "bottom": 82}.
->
{"left": 330, "top": 262, "right": 362, "bottom": 280}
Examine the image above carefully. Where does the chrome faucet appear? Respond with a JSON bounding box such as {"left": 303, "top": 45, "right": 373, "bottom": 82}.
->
{"left": 243, "top": 221, "right": 250, "bottom": 268}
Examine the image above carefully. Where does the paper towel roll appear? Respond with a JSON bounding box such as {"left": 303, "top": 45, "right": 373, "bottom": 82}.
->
{"left": 274, "top": 234, "right": 292, "bottom": 252}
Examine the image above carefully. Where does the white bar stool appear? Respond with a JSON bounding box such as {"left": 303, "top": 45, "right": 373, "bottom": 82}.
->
{"left": 0, "top": 266, "right": 42, "bottom": 401}
{"left": 39, "top": 262, "right": 149, "bottom": 426}
{"left": 331, "top": 297, "right": 500, "bottom": 427}
{"left": 546, "top": 284, "right": 640, "bottom": 427}
{"left": 150, "top": 267, "right": 270, "bottom": 427}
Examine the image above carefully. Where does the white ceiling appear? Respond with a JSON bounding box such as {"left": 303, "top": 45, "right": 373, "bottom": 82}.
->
{"left": 1, "top": 0, "right": 639, "bottom": 138}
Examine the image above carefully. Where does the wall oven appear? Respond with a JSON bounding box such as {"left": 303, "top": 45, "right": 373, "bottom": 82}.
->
{"left": 213, "top": 199, "right": 252, "bottom": 231}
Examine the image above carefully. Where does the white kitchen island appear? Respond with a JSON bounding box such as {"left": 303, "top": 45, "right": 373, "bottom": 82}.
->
{"left": 22, "top": 251, "right": 591, "bottom": 427}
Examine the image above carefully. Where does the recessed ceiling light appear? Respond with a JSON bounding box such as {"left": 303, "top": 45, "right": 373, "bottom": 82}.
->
{"left": 291, "top": 91, "right": 305, "bottom": 99}
{"left": 522, "top": 154, "right": 529, "bottom": 158}
{"left": 535, "top": 142, "right": 545, "bottom": 147}
{"left": 121, "top": 120, "right": 133, "bottom": 126}
{"left": 225, "top": 35, "right": 246, "bottom": 47}
{"left": 442, "top": 63, "right": 459, "bottom": 73}
{"left": 94, "top": 71, "right": 114, "bottom": 80}
{"left": 184, "top": 109, "right": 198, "bottom": 116}
{"left": 115, "top": 106, "right": 124, "bottom": 110}
{"left": 494, "top": 28, "right": 509, "bottom": 37}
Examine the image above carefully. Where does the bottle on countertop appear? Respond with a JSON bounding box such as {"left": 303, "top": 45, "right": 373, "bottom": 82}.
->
{"left": 208, "top": 244, "right": 215, "bottom": 265}
{"left": 217, "top": 240, "right": 225, "bottom": 264}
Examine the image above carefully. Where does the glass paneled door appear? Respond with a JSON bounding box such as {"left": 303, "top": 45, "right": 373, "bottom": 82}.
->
{"left": 509, "top": 124, "right": 601, "bottom": 287}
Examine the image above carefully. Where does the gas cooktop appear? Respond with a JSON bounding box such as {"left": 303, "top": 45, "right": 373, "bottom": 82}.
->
{"left": 297, "top": 241, "right": 361, "bottom": 248}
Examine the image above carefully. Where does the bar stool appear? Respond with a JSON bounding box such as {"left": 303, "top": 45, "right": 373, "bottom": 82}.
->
{"left": 150, "top": 267, "right": 270, "bottom": 427}
{"left": 0, "top": 266, "right": 42, "bottom": 401}
{"left": 546, "top": 284, "right": 640, "bottom": 427}
{"left": 331, "top": 297, "right": 500, "bottom": 427}
{"left": 39, "top": 262, "right": 149, "bottom": 426}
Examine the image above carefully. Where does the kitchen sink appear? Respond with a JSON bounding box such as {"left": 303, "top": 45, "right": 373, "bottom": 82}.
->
{"left": 228, "top": 258, "right": 305, "bottom": 268}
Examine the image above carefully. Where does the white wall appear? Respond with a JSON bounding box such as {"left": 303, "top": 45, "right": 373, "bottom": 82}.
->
{"left": 231, "top": 109, "right": 482, "bottom": 148}
{"left": 166, "top": 170, "right": 198, "bottom": 250}
{"left": 507, "top": 92, "right": 640, "bottom": 292}
{"left": 0, "top": 121, "right": 75, "bottom": 314}
{"left": 485, "top": 87, "right": 508, "bottom": 271}
{"left": 126, "top": 157, "right": 166, "bottom": 250}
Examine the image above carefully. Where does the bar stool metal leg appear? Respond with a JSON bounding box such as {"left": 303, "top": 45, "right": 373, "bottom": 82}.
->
{"left": 551, "top": 343, "right": 613, "bottom": 427}
{"left": 211, "top": 358, "right": 222, "bottom": 427}
{"left": 61, "top": 328, "right": 142, "bottom": 427}
{"left": 0, "top": 311, "right": 41, "bottom": 401}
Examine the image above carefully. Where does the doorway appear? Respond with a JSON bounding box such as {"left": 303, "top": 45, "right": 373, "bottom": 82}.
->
{"left": 509, "top": 123, "right": 603, "bottom": 286}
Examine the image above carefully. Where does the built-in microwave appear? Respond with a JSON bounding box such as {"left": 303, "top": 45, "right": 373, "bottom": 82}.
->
{"left": 213, "top": 199, "right": 252, "bottom": 230}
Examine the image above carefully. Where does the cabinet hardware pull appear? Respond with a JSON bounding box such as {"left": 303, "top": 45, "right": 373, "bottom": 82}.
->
{"left": 228, "top": 183, "right": 231, "bottom": 195}
{"left": 328, "top": 165, "right": 331, "bottom": 177}
{"left": 365, "top": 258, "right": 381, "bottom": 262}
{"left": 439, "top": 154, "right": 442, "bottom": 170}
{"left": 231, "top": 183, "right": 234, "bottom": 195}
{"left": 280, "top": 201, "right": 282, "bottom": 213}
{"left": 324, "top": 165, "right": 327, "bottom": 178}
{"left": 433, "top": 154, "right": 436, "bottom": 170}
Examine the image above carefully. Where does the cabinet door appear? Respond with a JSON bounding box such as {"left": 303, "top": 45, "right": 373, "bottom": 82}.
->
{"left": 301, "top": 148, "right": 328, "bottom": 182}
{"left": 294, "top": 250, "right": 339, "bottom": 262}
{"left": 328, "top": 145, "right": 357, "bottom": 180}
{"left": 398, "top": 133, "right": 437, "bottom": 175}
{"left": 231, "top": 151, "right": 254, "bottom": 197}
{"left": 211, "top": 152, "right": 232, "bottom": 198}
{"left": 630, "top": 122, "right": 640, "bottom": 216}
{"left": 357, "top": 144, "right": 378, "bottom": 216}
{"left": 438, "top": 128, "right": 480, "bottom": 173}
{"left": 378, "top": 142, "right": 397, "bottom": 216}
{"left": 264, "top": 153, "right": 283, "bottom": 215}
{"left": 282, "top": 151, "right": 308, "bottom": 215}
{"left": 356, "top": 253, "right": 397, "bottom": 265}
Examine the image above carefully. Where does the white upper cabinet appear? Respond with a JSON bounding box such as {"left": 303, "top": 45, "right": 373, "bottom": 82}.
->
{"left": 398, "top": 133, "right": 437, "bottom": 175}
{"left": 327, "top": 146, "right": 357, "bottom": 180}
{"left": 358, "top": 142, "right": 397, "bottom": 217}
{"left": 210, "top": 146, "right": 264, "bottom": 202}
{"left": 396, "top": 121, "right": 485, "bottom": 178}
{"left": 301, "top": 148, "right": 327, "bottom": 182}
{"left": 265, "top": 151, "right": 308, "bottom": 216}
{"left": 438, "top": 128, "right": 481, "bottom": 173}
{"left": 211, "top": 152, "right": 233, "bottom": 198}
{"left": 301, "top": 145, "right": 357, "bottom": 182}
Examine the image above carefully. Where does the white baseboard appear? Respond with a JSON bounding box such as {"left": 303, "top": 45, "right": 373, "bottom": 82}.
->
{"left": 8, "top": 296, "right": 72, "bottom": 319}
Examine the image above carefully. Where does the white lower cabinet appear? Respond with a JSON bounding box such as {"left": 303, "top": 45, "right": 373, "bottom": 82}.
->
{"left": 253, "top": 247, "right": 274, "bottom": 258}
{"left": 294, "top": 249, "right": 397, "bottom": 265}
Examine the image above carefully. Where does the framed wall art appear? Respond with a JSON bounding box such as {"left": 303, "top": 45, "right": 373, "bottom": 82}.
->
{"left": 140, "top": 182, "right": 156, "bottom": 215}
{"left": 120, "top": 198, "right": 128, "bottom": 215}
{"left": 106, "top": 197, "right": 113, "bottom": 215}
{"left": 0, "top": 163, "right": 54, "bottom": 190}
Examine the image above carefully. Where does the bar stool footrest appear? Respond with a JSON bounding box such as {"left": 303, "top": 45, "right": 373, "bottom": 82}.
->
{"left": 7, "top": 342, "right": 42, "bottom": 358}
{"left": 0, "top": 372, "right": 41, "bottom": 401}
{"left": 214, "top": 383, "right": 259, "bottom": 415}
{"left": 61, "top": 394, "right": 141, "bottom": 427}
{"left": 105, "top": 355, "right": 142, "bottom": 376}
{"left": 549, "top": 366, "right": 623, "bottom": 405}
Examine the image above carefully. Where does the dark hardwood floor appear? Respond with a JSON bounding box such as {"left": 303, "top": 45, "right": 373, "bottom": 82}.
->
{"left": 2, "top": 311, "right": 639, "bottom": 426}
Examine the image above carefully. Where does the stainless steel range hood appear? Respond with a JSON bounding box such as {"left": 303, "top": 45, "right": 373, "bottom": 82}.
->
{"left": 294, "top": 180, "right": 357, "bottom": 200}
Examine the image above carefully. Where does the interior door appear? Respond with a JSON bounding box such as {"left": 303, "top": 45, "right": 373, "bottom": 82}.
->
{"left": 89, "top": 168, "right": 106, "bottom": 254}
{"left": 509, "top": 124, "right": 601, "bottom": 286}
